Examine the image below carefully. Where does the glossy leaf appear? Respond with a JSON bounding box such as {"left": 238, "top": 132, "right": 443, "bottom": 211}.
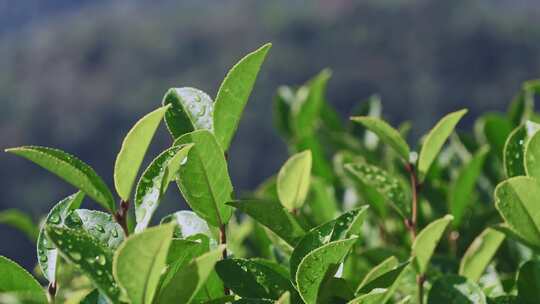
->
{"left": 37, "top": 192, "right": 84, "bottom": 282}
{"left": 494, "top": 176, "right": 540, "bottom": 249}
{"left": 161, "top": 210, "right": 214, "bottom": 240}
{"left": 45, "top": 226, "right": 120, "bottom": 303}
{"left": 277, "top": 150, "right": 312, "bottom": 211}
{"left": 213, "top": 43, "right": 272, "bottom": 150}
{"left": 427, "top": 275, "right": 486, "bottom": 304}
{"left": 114, "top": 105, "right": 169, "bottom": 201}
{"left": 134, "top": 144, "right": 193, "bottom": 232}
{"left": 155, "top": 246, "right": 225, "bottom": 303}
{"left": 228, "top": 200, "right": 305, "bottom": 246}
{"left": 216, "top": 259, "right": 294, "bottom": 300}
{"left": 356, "top": 261, "right": 409, "bottom": 301}
{"left": 350, "top": 116, "right": 410, "bottom": 161}
{"left": 71, "top": 209, "right": 125, "bottom": 249}
{"left": 418, "top": 109, "right": 467, "bottom": 181}
{"left": 411, "top": 215, "right": 453, "bottom": 274}
{"left": 163, "top": 87, "right": 214, "bottom": 139}
{"left": 174, "top": 130, "right": 233, "bottom": 227}
{"left": 356, "top": 256, "right": 398, "bottom": 292}
{"left": 5, "top": 146, "right": 115, "bottom": 211}
{"left": 504, "top": 126, "right": 528, "bottom": 177}
{"left": 290, "top": 207, "right": 368, "bottom": 280}
{"left": 449, "top": 146, "right": 488, "bottom": 227}
{"left": 0, "top": 256, "right": 47, "bottom": 303}
{"left": 525, "top": 129, "right": 540, "bottom": 181}
{"left": 296, "top": 237, "right": 358, "bottom": 304}
{"left": 0, "top": 209, "right": 37, "bottom": 242}
{"left": 459, "top": 228, "right": 505, "bottom": 282}
{"left": 517, "top": 260, "right": 540, "bottom": 304}
{"left": 345, "top": 162, "right": 410, "bottom": 219}
{"left": 113, "top": 224, "right": 174, "bottom": 304}
{"left": 348, "top": 289, "right": 387, "bottom": 304}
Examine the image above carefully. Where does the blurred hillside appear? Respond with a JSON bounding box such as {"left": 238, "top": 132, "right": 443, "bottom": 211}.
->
{"left": 2, "top": 0, "right": 540, "bottom": 269}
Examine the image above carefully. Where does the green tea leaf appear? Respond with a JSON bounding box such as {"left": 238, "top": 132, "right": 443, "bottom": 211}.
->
{"left": 163, "top": 87, "right": 214, "bottom": 139}
{"left": 0, "top": 209, "right": 37, "bottom": 242}
{"left": 5, "top": 146, "right": 115, "bottom": 211}
{"left": 356, "top": 262, "right": 409, "bottom": 301}
{"left": 292, "top": 69, "right": 331, "bottom": 138}
{"left": 216, "top": 259, "right": 294, "bottom": 300}
{"left": 459, "top": 228, "right": 505, "bottom": 282}
{"left": 427, "top": 275, "right": 486, "bottom": 304}
{"left": 161, "top": 210, "right": 214, "bottom": 240}
{"left": 213, "top": 43, "right": 272, "bottom": 150}
{"left": 70, "top": 209, "right": 125, "bottom": 249}
{"left": 524, "top": 129, "right": 540, "bottom": 181}
{"left": 412, "top": 215, "right": 453, "bottom": 274}
{"left": 134, "top": 144, "right": 193, "bottom": 232}
{"left": 174, "top": 130, "right": 233, "bottom": 227}
{"left": 350, "top": 116, "right": 410, "bottom": 161}
{"left": 155, "top": 246, "right": 225, "bottom": 303}
{"left": 504, "top": 126, "right": 528, "bottom": 177}
{"left": 296, "top": 237, "right": 357, "bottom": 304}
{"left": 418, "top": 109, "right": 467, "bottom": 181}
{"left": 37, "top": 192, "right": 84, "bottom": 283}
{"left": 476, "top": 113, "right": 513, "bottom": 161}
{"left": 277, "top": 150, "right": 312, "bottom": 211}
{"left": 348, "top": 289, "right": 387, "bottom": 304}
{"left": 113, "top": 224, "right": 174, "bottom": 304}
{"left": 345, "top": 162, "right": 410, "bottom": 219}
{"left": 494, "top": 176, "right": 540, "bottom": 249}
{"left": 45, "top": 226, "right": 120, "bottom": 303}
{"left": 517, "top": 260, "right": 540, "bottom": 304}
{"left": 290, "top": 207, "right": 368, "bottom": 280}
{"left": 0, "top": 256, "right": 47, "bottom": 303}
{"left": 114, "top": 106, "right": 169, "bottom": 201}
{"left": 449, "top": 147, "right": 489, "bottom": 227}
{"left": 356, "top": 256, "right": 398, "bottom": 292}
{"left": 227, "top": 200, "right": 305, "bottom": 246}
{"left": 79, "top": 289, "right": 108, "bottom": 304}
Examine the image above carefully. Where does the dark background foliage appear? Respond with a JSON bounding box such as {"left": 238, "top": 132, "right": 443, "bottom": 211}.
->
{"left": 1, "top": 0, "right": 540, "bottom": 269}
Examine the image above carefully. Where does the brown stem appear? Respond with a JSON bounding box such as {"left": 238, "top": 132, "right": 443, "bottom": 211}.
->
{"left": 449, "top": 230, "right": 460, "bottom": 257}
{"left": 219, "top": 224, "right": 230, "bottom": 295}
{"left": 114, "top": 200, "right": 130, "bottom": 236}
{"left": 405, "top": 163, "right": 423, "bottom": 303}
{"left": 417, "top": 275, "right": 426, "bottom": 304}
{"left": 47, "top": 282, "right": 56, "bottom": 303}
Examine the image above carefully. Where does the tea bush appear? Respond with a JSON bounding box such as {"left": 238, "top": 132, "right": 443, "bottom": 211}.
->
{"left": 1, "top": 43, "right": 540, "bottom": 304}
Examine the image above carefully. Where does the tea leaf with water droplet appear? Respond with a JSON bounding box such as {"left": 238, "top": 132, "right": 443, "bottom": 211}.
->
{"left": 174, "top": 130, "right": 233, "bottom": 227}
{"left": 345, "top": 162, "right": 410, "bottom": 219}
{"left": 494, "top": 176, "right": 540, "bottom": 250}
{"left": 113, "top": 224, "right": 174, "bottom": 304}
{"left": 163, "top": 87, "right": 214, "bottom": 139}
{"left": 427, "top": 275, "right": 486, "bottom": 304}
{"left": 114, "top": 106, "right": 170, "bottom": 201}
{"left": 5, "top": 146, "right": 115, "bottom": 211}
{"left": 296, "top": 237, "right": 357, "bottom": 304}
{"left": 418, "top": 109, "right": 467, "bottom": 182}
{"left": 0, "top": 209, "right": 38, "bottom": 242}
{"left": 215, "top": 258, "right": 296, "bottom": 300}
{"left": 517, "top": 260, "right": 540, "bottom": 304}
{"left": 134, "top": 144, "right": 193, "bottom": 232}
{"left": 73, "top": 209, "right": 124, "bottom": 249}
{"left": 290, "top": 207, "right": 368, "bottom": 280}
{"left": 351, "top": 116, "right": 410, "bottom": 161}
{"left": 459, "top": 228, "right": 505, "bottom": 282}
{"left": 45, "top": 226, "right": 120, "bottom": 303}
{"left": 227, "top": 200, "right": 305, "bottom": 246}
{"left": 0, "top": 255, "right": 48, "bottom": 303}
{"left": 412, "top": 215, "right": 453, "bottom": 274}
{"left": 277, "top": 150, "right": 312, "bottom": 211}
{"left": 504, "top": 126, "right": 528, "bottom": 177}
{"left": 155, "top": 246, "right": 225, "bottom": 303}
{"left": 37, "top": 192, "right": 84, "bottom": 283}
{"left": 524, "top": 130, "right": 540, "bottom": 181}
{"left": 213, "top": 43, "right": 271, "bottom": 151}
{"left": 449, "top": 146, "right": 489, "bottom": 227}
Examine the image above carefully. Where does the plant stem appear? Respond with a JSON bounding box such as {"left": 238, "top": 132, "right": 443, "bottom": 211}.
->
{"left": 47, "top": 282, "right": 56, "bottom": 303}
{"left": 114, "top": 200, "right": 130, "bottom": 236}
{"left": 219, "top": 224, "right": 230, "bottom": 295}
{"left": 405, "top": 163, "right": 424, "bottom": 304}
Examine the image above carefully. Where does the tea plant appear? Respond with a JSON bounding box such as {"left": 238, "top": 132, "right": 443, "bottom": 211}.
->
{"left": 1, "top": 43, "right": 540, "bottom": 304}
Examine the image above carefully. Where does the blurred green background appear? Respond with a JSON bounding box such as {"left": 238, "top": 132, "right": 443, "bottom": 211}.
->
{"left": 2, "top": 0, "right": 540, "bottom": 269}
